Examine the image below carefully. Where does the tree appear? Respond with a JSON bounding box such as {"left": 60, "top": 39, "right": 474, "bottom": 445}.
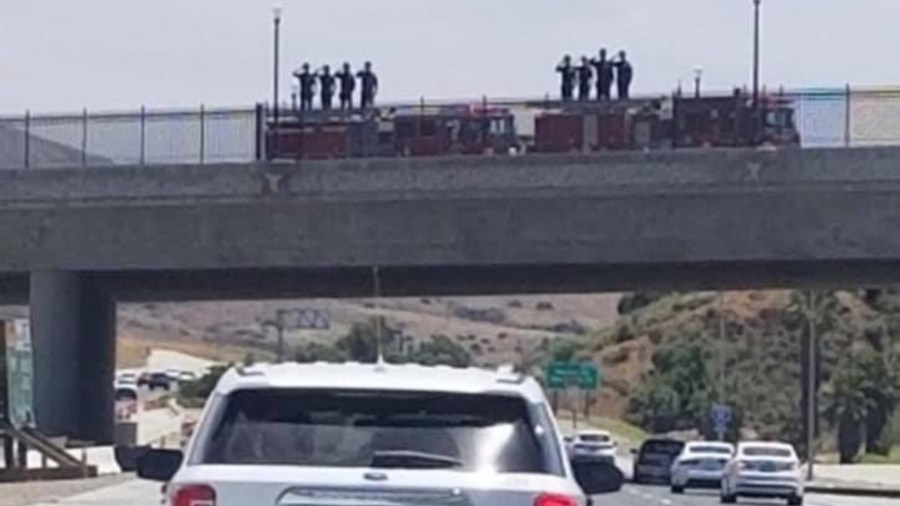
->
{"left": 626, "top": 339, "right": 720, "bottom": 436}
{"left": 335, "top": 317, "right": 398, "bottom": 362}
{"left": 823, "top": 353, "right": 874, "bottom": 463}
{"left": 859, "top": 349, "right": 899, "bottom": 455}
{"left": 406, "top": 335, "right": 472, "bottom": 367}
{"left": 178, "top": 365, "right": 230, "bottom": 406}
{"left": 618, "top": 292, "right": 666, "bottom": 315}
{"left": 295, "top": 341, "right": 348, "bottom": 363}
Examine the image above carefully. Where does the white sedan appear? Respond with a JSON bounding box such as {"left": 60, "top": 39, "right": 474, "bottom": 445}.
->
{"left": 721, "top": 441, "right": 804, "bottom": 505}
{"left": 570, "top": 430, "right": 617, "bottom": 461}
{"left": 670, "top": 441, "right": 734, "bottom": 493}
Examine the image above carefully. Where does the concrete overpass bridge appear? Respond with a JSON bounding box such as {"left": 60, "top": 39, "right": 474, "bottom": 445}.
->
{"left": 3, "top": 146, "right": 900, "bottom": 442}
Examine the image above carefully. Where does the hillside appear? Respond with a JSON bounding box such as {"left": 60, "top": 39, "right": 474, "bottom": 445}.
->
{"left": 115, "top": 294, "right": 621, "bottom": 367}
{"left": 585, "top": 289, "right": 900, "bottom": 461}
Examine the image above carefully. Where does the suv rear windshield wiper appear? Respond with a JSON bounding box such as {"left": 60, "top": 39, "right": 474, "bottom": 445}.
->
{"left": 370, "top": 450, "right": 463, "bottom": 469}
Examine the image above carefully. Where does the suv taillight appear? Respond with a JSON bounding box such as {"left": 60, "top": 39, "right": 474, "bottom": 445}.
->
{"left": 535, "top": 493, "right": 577, "bottom": 506}
{"left": 172, "top": 484, "right": 216, "bottom": 506}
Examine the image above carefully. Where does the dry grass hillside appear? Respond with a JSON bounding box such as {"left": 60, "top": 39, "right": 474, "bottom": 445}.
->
{"left": 588, "top": 291, "right": 794, "bottom": 417}
{"left": 115, "top": 294, "right": 621, "bottom": 368}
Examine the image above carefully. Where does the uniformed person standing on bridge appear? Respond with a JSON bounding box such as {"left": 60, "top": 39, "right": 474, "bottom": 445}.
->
{"left": 336, "top": 62, "right": 357, "bottom": 111}
{"left": 577, "top": 56, "right": 593, "bottom": 101}
{"left": 614, "top": 51, "right": 633, "bottom": 100}
{"left": 591, "top": 49, "right": 615, "bottom": 100}
{"left": 292, "top": 63, "right": 317, "bottom": 112}
{"left": 318, "top": 65, "right": 337, "bottom": 111}
{"left": 556, "top": 55, "right": 576, "bottom": 102}
{"left": 357, "top": 61, "right": 379, "bottom": 109}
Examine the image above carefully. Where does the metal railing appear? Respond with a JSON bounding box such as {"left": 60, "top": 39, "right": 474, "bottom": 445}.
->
{"left": 2, "top": 86, "right": 900, "bottom": 169}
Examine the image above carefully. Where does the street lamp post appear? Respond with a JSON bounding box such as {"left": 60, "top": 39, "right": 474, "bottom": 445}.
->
{"left": 272, "top": 6, "right": 283, "bottom": 127}
{"left": 693, "top": 67, "right": 703, "bottom": 99}
{"left": 752, "top": 0, "right": 761, "bottom": 143}
{"left": 805, "top": 291, "right": 818, "bottom": 481}
{"left": 261, "top": 309, "right": 286, "bottom": 363}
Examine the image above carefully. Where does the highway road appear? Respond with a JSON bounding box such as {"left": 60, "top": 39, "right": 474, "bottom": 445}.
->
{"left": 27, "top": 479, "right": 900, "bottom": 506}
{"left": 609, "top": 485, "right": 900, "bottom": 506}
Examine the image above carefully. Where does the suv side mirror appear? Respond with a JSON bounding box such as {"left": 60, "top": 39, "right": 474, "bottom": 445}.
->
{"left": 137, "top": 449, "right": 183, "bottom": 482}
{"left": 571, "top": 457, "right": 624, "bottom": 495}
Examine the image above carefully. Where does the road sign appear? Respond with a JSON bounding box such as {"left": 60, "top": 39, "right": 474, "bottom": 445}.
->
{"left": 546, "top": 362, "right": 600, "bottom": 390}
{"left": 5, "top": 319, "right": 35, "bottom": 428}
{"left": 712, "top": 403, "right": 733, "bottom": 424}
{"left": 711, "top": 403, "right": 732, "bottom": 439}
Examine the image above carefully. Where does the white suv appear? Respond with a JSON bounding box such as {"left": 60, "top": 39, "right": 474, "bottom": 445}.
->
{"left": 138, "top": 362, "right": 623, "bottom": 506}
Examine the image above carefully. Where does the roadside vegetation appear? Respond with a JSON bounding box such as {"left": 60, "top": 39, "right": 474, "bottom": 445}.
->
{"left": 597, "top": 289, "right": 900, "bottom": 464}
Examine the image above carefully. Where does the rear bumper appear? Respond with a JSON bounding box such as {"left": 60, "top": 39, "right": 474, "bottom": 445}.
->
{"left": 671, "top": 469, "right": 724, "bottom": 488}
{"left": 733, "top": 479, "right": 803, "bottom": 498}
{"left": 633, "top": 465, "right": 671, "bottom": 482}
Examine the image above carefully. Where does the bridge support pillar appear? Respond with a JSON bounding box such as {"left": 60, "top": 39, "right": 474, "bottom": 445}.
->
{"left": 30, "top": 271, "right": 115, "bottom": 444}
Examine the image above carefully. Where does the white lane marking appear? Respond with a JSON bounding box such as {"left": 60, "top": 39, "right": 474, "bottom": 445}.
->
{"left": 660, "top": 499, "right": 673, "bottom": 505}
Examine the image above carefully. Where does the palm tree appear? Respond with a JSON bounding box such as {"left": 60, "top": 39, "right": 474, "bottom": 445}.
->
{"left": 823, "top": 354, "right": 875, "bottom": 463}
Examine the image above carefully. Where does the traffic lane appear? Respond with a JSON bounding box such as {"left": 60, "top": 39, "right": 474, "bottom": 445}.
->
{"left": 623, "top": 484, "right": 900, "bottom": 506}
{"left": 593, "top": 485, "right": 681, "bottom": 506}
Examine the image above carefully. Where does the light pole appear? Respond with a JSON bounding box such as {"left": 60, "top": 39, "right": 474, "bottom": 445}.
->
{"left": 805, "top": 291, "right": 818, "bottom": 481}
{"left": 693, "top": 66, "right": 703, "bottom": 99}
{"left": 272, "top": 5, "right": 283, "bottom": 126}
{"left": 261, "top": 310, "right": 286, "bottom": 363}
{"left": 752, "top": 0, "right": 761, "bottom": 143}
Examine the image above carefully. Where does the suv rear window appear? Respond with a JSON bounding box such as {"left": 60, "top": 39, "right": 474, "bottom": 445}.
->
{"left": 639, "top": 440, "right": 684, "bottom": 459}
{"left": 196, "top": 389, "right": 548, "bottom": 473}
{"left": 579, "top": 434, "right": 610, "bottom": 443}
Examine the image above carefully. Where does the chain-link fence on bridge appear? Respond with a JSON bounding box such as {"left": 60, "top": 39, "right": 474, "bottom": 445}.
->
{"left": 2, "top": 86, "right": 900, "bottom": 169}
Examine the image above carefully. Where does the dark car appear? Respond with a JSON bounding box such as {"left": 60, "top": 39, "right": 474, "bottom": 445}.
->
{"left": 147, "top": 372, "right": 172, "bottom": 391}
{"left": 632, "top": 438, "right": 685, "bottom": 484}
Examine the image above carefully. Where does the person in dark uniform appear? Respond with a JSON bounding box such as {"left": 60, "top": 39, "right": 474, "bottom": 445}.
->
{"left": 336, "top": 62, "right": 356, "bottom": 111}
{"left": 591, "top": 48, "right": 614, "bottom": 100}
{"left": 357, "top": 61, "right": 379, "bottom": 109}
{"left": 577, "top": 56, "right": 593, "bottom": 101}
{"left": 318, "top": 65, "right": 336, "bottom": 111}
{"left": 556, "top": 55, "right": 576, "bottom": 102}
{"left": 292, "top": 63, "right": 317, "bottom": 111}
{"left": 614, "top": 51, "right": 633, "bottom": 100}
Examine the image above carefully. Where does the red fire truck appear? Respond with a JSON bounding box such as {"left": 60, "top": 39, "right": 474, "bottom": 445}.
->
{"left": 265, "top": 104, "right": 519, "bottom": 160}
{"left": 532, "top": 90, "right": 799, "bottom": 153}
{"left": 264, "top": 90, "right": 799, "bottom": 160}
{"left": 392, "top": 104, "right": 519, "bottom": 156}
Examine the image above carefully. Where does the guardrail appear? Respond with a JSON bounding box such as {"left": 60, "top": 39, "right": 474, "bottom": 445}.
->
{"left": 2, "top": 86, "right": 900, "bottom": 169}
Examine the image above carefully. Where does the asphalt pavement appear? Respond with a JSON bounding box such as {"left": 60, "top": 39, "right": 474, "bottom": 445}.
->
{"left": 603, "top": 484, "right": 900, "bottom": 506}
{"left": 24, "top": 479, "right": 900, "bottom": 506}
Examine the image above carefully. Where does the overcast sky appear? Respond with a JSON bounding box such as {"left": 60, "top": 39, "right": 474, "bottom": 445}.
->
{"left": 1, "top": 0, "right": 898, "bottom": 113}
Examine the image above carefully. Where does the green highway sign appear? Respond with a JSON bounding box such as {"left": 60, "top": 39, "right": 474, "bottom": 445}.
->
{"left": 546, "top": 361, "right": 600, "bottom": 390}
{"left": 5, "top": 319, "right": 35, "bottom": 428}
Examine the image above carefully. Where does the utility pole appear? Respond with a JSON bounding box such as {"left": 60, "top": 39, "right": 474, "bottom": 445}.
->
{"left": 805, "top": 290, "right": 817, "bottom": 481}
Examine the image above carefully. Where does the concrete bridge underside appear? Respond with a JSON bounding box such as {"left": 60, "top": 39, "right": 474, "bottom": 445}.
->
{"left": 2, "top": 147, "right": 900, "bottom": 441}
